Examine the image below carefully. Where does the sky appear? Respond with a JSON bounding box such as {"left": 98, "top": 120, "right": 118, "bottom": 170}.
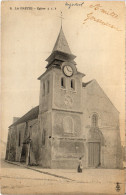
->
{"left": 1, "top": 1, "right": 125, "bottom": 144}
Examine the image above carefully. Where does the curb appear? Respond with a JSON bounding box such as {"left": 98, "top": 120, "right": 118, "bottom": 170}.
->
{"left": 4, "top": 160, "right": 75, "bottom": 182}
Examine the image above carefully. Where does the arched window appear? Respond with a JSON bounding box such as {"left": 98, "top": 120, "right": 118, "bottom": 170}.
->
{"left": 71, "top": 79, "right": 75, "bottom": 90}
{"left": 61, "top": 77, "right": 66, "bottom": 88}
{"left": 47, "top": 80, "right": 50, "bottom": 94}
{"left": 42, "top": 82, "right": 45, "bottom": 96}
{"left": 92, "top": 114, "right": 98, "bottom": 127}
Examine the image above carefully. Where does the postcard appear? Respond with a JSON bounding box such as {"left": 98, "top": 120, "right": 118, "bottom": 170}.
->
{"left": 1, "top": 1, "right": 125, "bottom": 195}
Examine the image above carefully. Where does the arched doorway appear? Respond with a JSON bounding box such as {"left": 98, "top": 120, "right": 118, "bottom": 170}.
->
{"left": 88, "top": 142, "right": 100, "bottom": 167}
{"left": 87, "top": 114, "right": 104, "bottom": 168}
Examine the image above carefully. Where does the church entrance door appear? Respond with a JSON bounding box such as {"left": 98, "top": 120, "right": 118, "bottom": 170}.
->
{"left": 88, "top": 142, "right": 100, "bottom": 167}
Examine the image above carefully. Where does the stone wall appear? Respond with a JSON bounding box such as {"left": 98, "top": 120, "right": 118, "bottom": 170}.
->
{"left": 82, "top": 80, "right": 122, "bottom": 168}
{"left": 39, "top": 71, "right": 53, "bottom": 114}
{"left": 6, "top": 119, "right": 39, "bottom": 165}
{"left": 38, "top": 67, "right": 85, "bottom": 168}
{"left": 52, "top": 68, "right": 83, "bottom": 113}
{"left": 51, "top": 110, "right": 85, "bottom": 168}
{"left": 5, "top": 126, "right": 17, "bottom": 161}
{"left": 38, "top": 111, "right": 52, "bottom": 168}
{"left": 15, "top": 123, "right": 26, "bottom": 161}
{"left": 6, "top": 70, "right": 122, "bottom": 169}
{"left": 27, "top": 119, "right": 39, "bottom": 165}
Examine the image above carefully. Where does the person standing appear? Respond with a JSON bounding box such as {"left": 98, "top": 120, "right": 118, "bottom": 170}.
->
{"left": 77, "top": 157, "right": 83, "bottom": 173}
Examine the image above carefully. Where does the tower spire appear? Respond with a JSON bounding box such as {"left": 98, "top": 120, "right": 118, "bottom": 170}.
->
{"left": 45, "top": 13, "right": 76, "bottom": 69}
{"left": 52, "top": 27, "right": 71, "bottom": 54}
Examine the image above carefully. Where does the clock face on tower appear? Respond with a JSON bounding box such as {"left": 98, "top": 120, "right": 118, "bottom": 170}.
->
{"left": 63, "top": 65, "right": 73, "bottom": 77}
{"left": 61, "top": 62, "right": 77, "bottom": 77}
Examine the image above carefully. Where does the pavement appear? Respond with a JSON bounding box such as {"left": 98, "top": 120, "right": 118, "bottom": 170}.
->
{"left": 1, "top": 159, "right": 125, "bottom": 195}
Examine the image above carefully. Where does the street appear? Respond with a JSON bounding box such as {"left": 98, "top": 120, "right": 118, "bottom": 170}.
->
{"left": 0, "top": 159, "right": 125, "bottom": 195}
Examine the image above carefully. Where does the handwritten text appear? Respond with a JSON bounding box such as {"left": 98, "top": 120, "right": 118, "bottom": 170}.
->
{"left": 65, "top": 2, "right": 84, "bottom": 9}
{"left": 83, "top": 12, "right": 121, "bottom": 31}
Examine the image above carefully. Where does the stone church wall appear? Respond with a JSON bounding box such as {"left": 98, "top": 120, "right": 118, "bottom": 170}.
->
{"left": 82, "top": 80, "right": 122, "bottom": 168}
{"left": 52, "top": 68, "right": 83, "bottom": 113}
{"left": 39, "top": 72, "right": 53, "bottom": 114}
{"left": 51, "top": 110, "right": 85, "bottom": 168}
{"left": 27, "top": 119, "right": 39, "bottom": 165}
{"left": 15, "top": 123, "right": 26, "bottom": 161}
{"left": 5, "top": 126, "right": 17, "bottom": 161}
{"left": 6, "top": 119, "right": 40, "bottom": 165}
{"left": 38, "top": 111, "right": 52, "bottom": 168}
{"left": 102, "top": 128, "right": 119, "bottom": 168}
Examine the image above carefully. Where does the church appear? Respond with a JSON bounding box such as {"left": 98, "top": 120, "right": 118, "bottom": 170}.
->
{"left": 5, "top": 24, "right": 122, "bottom": 169}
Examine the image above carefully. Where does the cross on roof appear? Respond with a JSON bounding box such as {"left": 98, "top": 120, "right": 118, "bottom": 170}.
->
{"left": 59, "top": 11, "right": 64, "bottom": 28}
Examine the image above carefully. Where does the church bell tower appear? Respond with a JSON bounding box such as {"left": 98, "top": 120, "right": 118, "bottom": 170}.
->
{"left": 38, "top": 24, "right": 85, "bottom": 168}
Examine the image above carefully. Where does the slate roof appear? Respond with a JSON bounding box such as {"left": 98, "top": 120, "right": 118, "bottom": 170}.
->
{"left": 9, "top": 106, "right": 39, "bottom": 128}
{"left": 52, "top": 27, "right": 72, "bottom": 55}
{"left": 82, "top": 80, "right": 93, "bottom": 87}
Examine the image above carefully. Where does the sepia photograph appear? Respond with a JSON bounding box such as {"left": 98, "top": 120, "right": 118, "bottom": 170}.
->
{"left": 1, "top": 1, "right": 125, "bottom": 194}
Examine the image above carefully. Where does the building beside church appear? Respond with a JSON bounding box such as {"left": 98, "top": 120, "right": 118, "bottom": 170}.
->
{"left": 5, "top": 25, "right": 122, "bottom": 169}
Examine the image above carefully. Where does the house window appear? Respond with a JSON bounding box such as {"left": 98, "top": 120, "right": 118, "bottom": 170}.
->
{"left": 61, "top": 77, "right": 66, "bottom": 88}
{"left": 18, "top": 132, "right": 21, "bottom": 147}
{"left": 42, "top": 129, "right": 46, "bottom": 146}
{"left": 92, "top": 114, "right": 98, "bottom": 127}
{"left": 47, "top": 80, "right": 50, "bottom": 94}
{"left": 42, "top": 82, "right": 45, "bottom": 96}
{"left": 71, "top": 79, "right": 75, "bottom": 90}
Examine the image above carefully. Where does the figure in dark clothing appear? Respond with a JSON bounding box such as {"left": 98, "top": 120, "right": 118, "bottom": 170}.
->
{"left": 77, "top": 157, "right": 83, "bottom": 173}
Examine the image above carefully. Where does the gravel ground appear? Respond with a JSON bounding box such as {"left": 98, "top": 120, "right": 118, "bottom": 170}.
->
{"left": 0, "top": 159, "right": 125, "bottom": 195}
